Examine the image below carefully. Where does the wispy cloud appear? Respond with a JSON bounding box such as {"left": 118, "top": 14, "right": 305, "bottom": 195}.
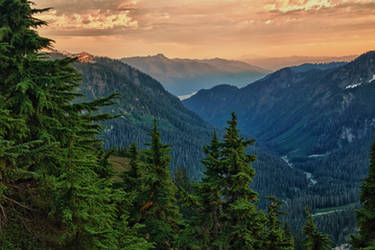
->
{"left": 33, "top": 0, "right": 375, "bottom": 58}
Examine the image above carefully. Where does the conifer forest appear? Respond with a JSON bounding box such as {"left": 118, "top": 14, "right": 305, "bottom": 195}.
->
{"left": 1, "top": 0, "right": 375, "bottom": 249}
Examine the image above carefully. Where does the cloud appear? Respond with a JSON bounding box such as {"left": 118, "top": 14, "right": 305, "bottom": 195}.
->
{"left": 32, "top": 0, "right": 375, "bottom": 58}
{"left": 34, "top": 0, "right": 138, "bottom": 35}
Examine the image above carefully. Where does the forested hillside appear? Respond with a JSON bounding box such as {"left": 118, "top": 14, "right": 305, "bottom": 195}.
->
{"left": 69, "top": 54, "right": 309, "bottom": 202}
{"left": 184, "top": 53, "right": 375, "bottom": 243}
{"left": 2, "top": 0, "right": 375, "bottom": 249}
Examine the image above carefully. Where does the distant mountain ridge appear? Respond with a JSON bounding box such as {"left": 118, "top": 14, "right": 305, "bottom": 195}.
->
{"left": 184, "top": 51, "right": 375, "bottom": 156}
{"left": 242, "top": 55, "right": 357, "bottom": 71}
{"left": 47, "top": 52, "right": 311, "bottom": 208}
{"left": 183, "top": 51, "right": 375, "bottom": 242}
{"left": 121, "top": 54, "right": 268, "bottom": 95}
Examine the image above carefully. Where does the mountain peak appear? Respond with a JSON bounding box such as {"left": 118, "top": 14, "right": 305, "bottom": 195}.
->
{"left": 353, "top": 50, "right": 375, "bottom": 63}
{"left": 75, "top": 52, "right": 95, "bottom": 63}
{"left": 154, "top": 53, "right": 168, "bottom": 59}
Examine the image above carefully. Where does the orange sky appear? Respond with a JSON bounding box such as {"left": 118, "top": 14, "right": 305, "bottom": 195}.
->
{"left": 33, "top": 0, "right": 375, "bottom": 59}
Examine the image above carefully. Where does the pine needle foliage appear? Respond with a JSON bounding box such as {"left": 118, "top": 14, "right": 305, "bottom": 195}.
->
{"left": 351, "top": 141, "right": 375, "bottom": 249}
{"left": 0, "top": 1, "right": 145, "bottom": 248}
{"left": 303, "top": 207, "right": 331, "bottom": 250}
{"left": 139, "top": 120, "right": 181, "bottom": 249}
{"left": 219, "top": 112, "right": 266, "bottom": 249}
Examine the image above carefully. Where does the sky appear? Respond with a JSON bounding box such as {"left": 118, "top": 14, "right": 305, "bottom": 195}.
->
{"left": 33, "top": 0, "right": 375, "bottom": 59}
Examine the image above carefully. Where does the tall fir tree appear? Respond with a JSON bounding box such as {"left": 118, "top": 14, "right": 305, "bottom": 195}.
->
{"left": 351, "top": 140, "right": 375, "bottom": 249}
{"left": 140, "top": 120, "right": 181, "bottom": 249}
{"left": 117, "top": 142, "right": 144, "bottom": 227}
{"left": 303, "top": 207, "right": 331, "bottom": 250}
{"left": 197, "top": 131, "right": 224, "bottom": 248}
{"left": 0, "top": 0, "right": 147, "bottom": 248}
{"left": 219, "top": 112, "right": 266, "bottom": 249}
{"left": 179, "top": 131, "right": 224, "bottom": 249}
{"left": 264, "top": 196, "right": 294, "bottom": 250}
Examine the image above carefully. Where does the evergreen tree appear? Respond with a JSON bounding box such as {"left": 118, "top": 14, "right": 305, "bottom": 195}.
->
{"left": 197, "top": 131, "right": 224, "bottom": 248}
{"left": 303, "top": 207, "right": 331, "bottom": 250}
{"left": 140, "top": 120, "right": 181, "bottom": 249}
{"left": 178, "top": 131, "right": 224, "bottom": 249}
{"left": 219, "top": 112, "right": 266, "bottom": 249}
{"left": 117, "top": 142, "right": 144, "bottom": 227}
{"left": 264, "top": 196, "right": 294, "bottom": 250}
{"left": 174, "top": 166, "right": 194, "bottom": 219}
{"left": 0, "top": 1, "right": 146, "bottom": 248}
{"left": 351, "top": 140, "right": 375, "bottom": 249}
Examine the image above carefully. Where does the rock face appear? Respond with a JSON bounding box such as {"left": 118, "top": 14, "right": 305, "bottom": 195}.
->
{"left": 74, "top": 52, "right": 95, "bottom": 63}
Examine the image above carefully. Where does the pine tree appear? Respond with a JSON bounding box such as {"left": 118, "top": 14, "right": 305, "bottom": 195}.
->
{"left": 139, "top": 120, "right": 181, "bottom": 249}
{"left": 264, "top": 196, "right": 294, "bottom": 250}
{"left": 117, "top": 142, "right": 144, "bottom": 226}
{"left": 178, "top": 131, "right": 224, "bottom": 249}
{"left": 219, "top": 112, "right": 266, "bottom": 249}
{"left": 351, "top": 140, "right": 375, "bottom": 249}
{"left": 303, "top": 207, "right": 331, "bottom": 250}
{"left": 0, "top": 1, "right": 143, "bottom": 248}
{"left": 197, "top": 131, "right": 224, "bottom": 248}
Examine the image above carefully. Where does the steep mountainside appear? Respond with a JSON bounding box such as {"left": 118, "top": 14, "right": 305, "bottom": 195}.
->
{"left": 184, "top": 52, "right": 375, "bottom": 158}
{"left": 184, "top": 52, "right": 375, "bottom": 241}
{"left": 121, "top": 54, "right": 268, "bottom": 96}
{"left": 60, "top": 54, "right": 307, "bottom": 200}
{"left": 72, "top": 56, "right": 213, "bottom": 176}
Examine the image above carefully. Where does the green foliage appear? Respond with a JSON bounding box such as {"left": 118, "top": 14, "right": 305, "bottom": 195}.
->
{"left": 181, "top": 114, "right": 294, "bottom": 249}
{"left": 218, "top": 113, "right": 266, "bottom": 249}
{"left": 351, "top": 141, "right": 375, "bottom": 249}
{"left": 264, "top": 197, "right": 294, "bottom": 250}
{"left": 0, "top": 1, "right": 148, "bottom": 248}
{"left": 303, "top": 207, "right": 331, "bottom": 250}
{"left": 138, "top": 120, "right": 181, "bottom": 249}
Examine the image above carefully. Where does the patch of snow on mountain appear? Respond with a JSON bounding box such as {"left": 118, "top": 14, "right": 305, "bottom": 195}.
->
{"left": 345, "top": 82, "right": 362, "bottom": 89}
{"left": 369, "top": 74, "right": 375, "bottom": 83}
{"left": 305, "top": 172, "right": 318, "bottom": 185}
{"left": 281, "top": 155, "right": 293, "bottom": 168}
{"left": 179, "top": 92, "right": 198, "bottom": 101}
{"left": 308, "top": 153, "right": 329, "bottom": 158}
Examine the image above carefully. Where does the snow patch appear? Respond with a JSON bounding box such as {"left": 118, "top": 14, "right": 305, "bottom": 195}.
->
{"left": 341, "top": 127, "right": 355, "bottom": 143}
{"left": 308, "top": 153, "right": 330, "bottom": 158}
{"left": 281, "top": 155, "right": 317, "bottom": 186}
{"left": 305, "top": 172, "right": 318, "bottom": 185}
{"left": 281, "top": 155, "right": 293, "bottom": 168}
{"left": 178, "top": 91, "right": 197, "bottom": 101}
{"left": 345, "top": 82, "right": 362, "bottom": 89}
{"left": 369, "top": 74, "right": 375, "bottom": 83}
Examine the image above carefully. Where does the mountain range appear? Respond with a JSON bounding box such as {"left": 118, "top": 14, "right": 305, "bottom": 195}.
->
{"left": 50, "top": 50, "right": 375, "bottom": 244}
{"left": 121, "top": 54, "right": 268, "bottom": 96}
{"left": 49, "top": 53, "right": 303, "bottom": 203}
{"left": 183, "top": 51, "right": 375, "bottom": 242}
{"left": 184, "top": 52, "right": 375, "bottom": 158}
{"left": 242, "top": 55, "right": 357, "bottom": 71}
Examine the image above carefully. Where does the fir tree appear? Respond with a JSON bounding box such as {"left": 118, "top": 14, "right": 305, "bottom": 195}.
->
{"left": 351, "top": 140, "right": 375, "bottom": 249}
{"left": 0, "top": 0, "right": 145, "bottom": 248}
{"left": 264, "top": 196, "right": 294, "bottom": 250}
{"left": 178, "top": 131, "right": 224, "bottom": 249}
{"left": 303, "top": 207, "right": 331, "bottom": 250}
{"left": 117, "top": 142, "right": 144, "bottom": 227}
{"left": 219, "top": 112, "right": 266, "bottom": 249}
{"left": 140, "top": 120, "right": 181, "bottom": 249}
{"left": 197, "top": 131, "right": 224, "bottom": 248}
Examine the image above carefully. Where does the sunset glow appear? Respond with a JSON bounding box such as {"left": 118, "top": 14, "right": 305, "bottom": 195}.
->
{"left": 33, "top": 0, "right": 375, "bottom": 59}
